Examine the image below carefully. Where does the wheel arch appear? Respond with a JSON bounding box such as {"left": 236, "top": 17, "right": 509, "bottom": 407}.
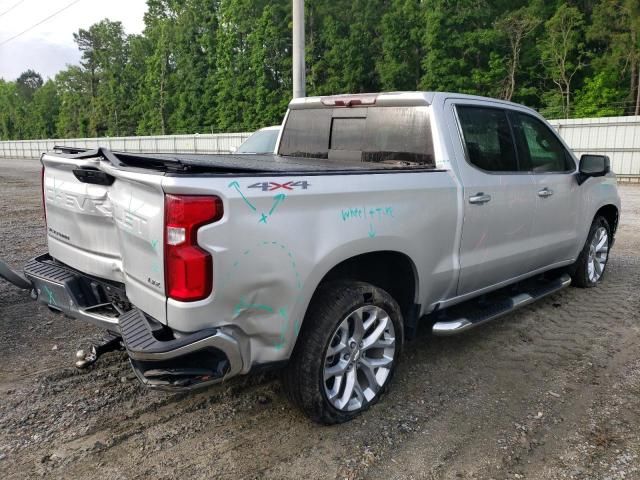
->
{"left": 596, "top": 204, "right": 619, "bottom": 239}
{"left": 296, "top": 250, "right": 420, "bottom": 346}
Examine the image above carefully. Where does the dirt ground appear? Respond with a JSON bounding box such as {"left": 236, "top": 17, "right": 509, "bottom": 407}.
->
{"left": 1, "top": 157, "right": 639, "bottom": 480}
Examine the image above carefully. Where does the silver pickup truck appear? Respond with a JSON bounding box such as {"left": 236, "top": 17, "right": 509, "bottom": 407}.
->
{"left": 4, "top": 92, "right": 620, "bottom": 424}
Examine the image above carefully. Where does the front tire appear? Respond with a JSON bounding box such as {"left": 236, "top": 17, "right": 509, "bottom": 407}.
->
{"left": 283, "top": 281, "right": 403, "bottom": 424}
{"left": 571, "top": 215, "right": 611, "bottom": 288}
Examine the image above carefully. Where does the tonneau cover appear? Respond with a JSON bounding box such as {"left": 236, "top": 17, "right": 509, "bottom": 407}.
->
{"left": 53, "top": 147, "right": 433, "bottom": 174}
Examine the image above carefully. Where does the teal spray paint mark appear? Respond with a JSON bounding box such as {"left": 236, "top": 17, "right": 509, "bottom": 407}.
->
{"left": 228, "top": 181, "right": 287, "bottom": 224}
{"left": 150, "top": 239, "right": 159, "bottom": 251}
{"left": 228, "top": 181, "right": 257, "bottom": 212}
{"left": 274, "top": 307, "right": 289, "bottom": 350}
{"left": 43, "top": 286, "right": 57, "bottom": 306}
{"left": 122, "top": 192, "right": 145, "bottom": 230}
{"left": 269, "top": 193, "right": 286, "bottom": 215}
{"left": 340, "top": 205, "right": 395, "bottom": 238}
{"left": 233, "top": 297, "right": 274, "bottom": 315}
{"left": 150, "top": 261, "right": 161, "bottom": 275}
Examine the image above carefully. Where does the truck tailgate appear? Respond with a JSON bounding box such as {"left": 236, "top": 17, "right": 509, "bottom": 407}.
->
{"left": 41, "top": 153, "right": 167, "bottom": 323}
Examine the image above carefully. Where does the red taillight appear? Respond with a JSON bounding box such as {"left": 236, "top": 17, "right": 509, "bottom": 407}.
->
{"left": 41, "top": 166, "right": 47, "bottom": 225}
{"left": 164, "top": 194, "right": 223, "bottom": 302}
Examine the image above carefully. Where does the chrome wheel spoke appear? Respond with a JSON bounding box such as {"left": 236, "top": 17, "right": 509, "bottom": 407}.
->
{"left": 324, "top": 361, "right": 347, "bottom": 380}
{"left": 353, "top": 379, "right": 365, "bottom": 405}
{"left": 362, "top": 307, "right": 378, "bottom": 332}
{"left": 326, "top": 325, "right": 348, "bottom": 358}
{"left": 351, "top": 309, "right": 365, "bottom": 343}
{"left": 336, "top": 369, "right": 357, "bottom": 410}
{"left": 325, "top": 374, "right": 344, "bottom": 400}
{"left": 359, "top": 358, "right": 381, "bottom": 388}
{"left": 362, "top": 355, "right": 393, "bottom": 370}
{"left": 594, "top": 258, "right": 603, "bottom": 275}
{"left": 361, "top": 314, "right": 390, "bottom": 350}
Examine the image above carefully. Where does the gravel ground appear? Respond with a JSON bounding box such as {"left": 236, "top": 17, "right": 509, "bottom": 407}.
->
{"left": 1, "top": 157, "right": 640, "bottom": 480}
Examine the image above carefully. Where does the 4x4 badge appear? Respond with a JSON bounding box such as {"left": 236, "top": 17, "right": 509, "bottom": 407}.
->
{"left": 248, "top": 181, "right": 310, "bottom": 191}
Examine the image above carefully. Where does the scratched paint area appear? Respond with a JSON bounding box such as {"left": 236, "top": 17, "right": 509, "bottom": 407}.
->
{"left": 219, "top": 240, "right": 303, "bottom": 350}
{"left": 340, "top": 205, "right": 395, "bottom": 238}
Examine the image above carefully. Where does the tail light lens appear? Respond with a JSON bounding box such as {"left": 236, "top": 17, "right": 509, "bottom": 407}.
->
{"left": 164, "top": 194, "right": 223, "bottom": 301}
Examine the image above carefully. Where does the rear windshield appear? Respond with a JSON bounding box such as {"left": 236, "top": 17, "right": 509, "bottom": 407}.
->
{"left": 278, "top": 106, "right": 435, "bottom": 166}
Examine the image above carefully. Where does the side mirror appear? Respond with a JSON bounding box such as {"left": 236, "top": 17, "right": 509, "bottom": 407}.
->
{"left": 578, "top": 154, "right": 610, "bottom": 184}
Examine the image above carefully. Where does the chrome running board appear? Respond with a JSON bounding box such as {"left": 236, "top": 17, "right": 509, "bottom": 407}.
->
{"left": 432, "top": 274, "right": 572, "bottom": 336}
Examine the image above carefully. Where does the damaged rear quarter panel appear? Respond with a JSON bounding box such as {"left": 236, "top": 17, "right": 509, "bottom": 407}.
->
{"left": 162, "top": 171, "right": 459, "bottom": 368}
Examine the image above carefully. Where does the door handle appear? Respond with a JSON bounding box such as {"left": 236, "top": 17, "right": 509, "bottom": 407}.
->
{"left": 538, "top": 187, "right": 554, "bottom": 198}
{"left": 469, "top": 193, "right": 492, "bottom": 204}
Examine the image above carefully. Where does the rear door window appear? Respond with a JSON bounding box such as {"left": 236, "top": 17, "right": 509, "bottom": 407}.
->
{"left": 456, "top": 106, "right": 519, "bottom": 172}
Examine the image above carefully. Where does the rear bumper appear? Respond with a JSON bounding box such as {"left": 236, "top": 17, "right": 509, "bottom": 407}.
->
{"left": 24, "top": 254, "right": 247, "bottom": 389}
{"left": 119, "top": 308, "right": 245, "bottom": 389}
{"left": 24, "top": 254, "right": 124, "bottom": 332}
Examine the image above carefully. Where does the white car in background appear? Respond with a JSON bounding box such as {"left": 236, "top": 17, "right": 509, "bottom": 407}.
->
{"left": 235, "top": 126, "right": 281, "bottom": 154}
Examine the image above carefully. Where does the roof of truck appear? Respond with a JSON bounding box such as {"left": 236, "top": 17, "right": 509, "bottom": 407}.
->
{"left": 289, "top": 91, "right": 535, "bottom": 113}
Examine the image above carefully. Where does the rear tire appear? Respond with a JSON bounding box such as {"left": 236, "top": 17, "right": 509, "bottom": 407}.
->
{"left": 283, "top": 281, "right": 403, "bottom": 424}
{"left": 570, "top": 216, "right": 611, "bottom": 288}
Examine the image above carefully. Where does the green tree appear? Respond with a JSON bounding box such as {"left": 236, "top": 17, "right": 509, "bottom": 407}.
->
{"left": 16, "top": 70, "right": 43, "bottom": 100}
{"left": 74, "top": 20, "right": 131, "bottom": 136}
{"left": 573, "top": 71, "right": 626, "bottom": 117}
{"left": 137, "top": 18, "right": 174, "bottom": 135}
{"left": 377, "top": 0, "right": 424, "bottom": 91}
{"left": 495, "top": 7, "right": 540, "bottom": 101}
{"left": 249, "top": 2, "right": 292, "bottom": 127}
{"left": 420, "top": 0, "right": 508, "bottom": 97}
{"left": 589, "top": 0, "right": 640, "bottom": 115}
{"left": 56, "top": 66, "right": 92, "bottom": 138}
{"left": 540, "top": 4, "right": 585, "bottom": 118}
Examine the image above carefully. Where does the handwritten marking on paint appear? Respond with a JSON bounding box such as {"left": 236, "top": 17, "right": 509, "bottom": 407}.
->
{"left": 274, "top": 307, "right": 289, "bottom": 350}
{"left": 340, "top": 206, "right": 395, "bottom": 238}
{"left": 233, "top": 297, "right": 274, "bottom": 315}
{"left": 228, "top": 181, "right": 257, "bottom": 212}
{"left": 150, "top": 239, "right": 159, "bottom": 251}
{"left": 341, "top": 206, "right": 394, "bottom": 222}
{"left": 269, "top": 193, "right": 286, "bottom": 215}
{"left": 228, "top": 181, "right": 287, "bottom": 224}
{"left": 43, "top": 286, "right": 57, "bottom": 306}
{"left": 150, "top": 260, "right": 161, "bottom": 275}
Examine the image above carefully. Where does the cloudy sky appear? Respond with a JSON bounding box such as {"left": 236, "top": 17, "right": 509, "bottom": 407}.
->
{"left": 0, "top": 0, "right": 148, "bottom": 81}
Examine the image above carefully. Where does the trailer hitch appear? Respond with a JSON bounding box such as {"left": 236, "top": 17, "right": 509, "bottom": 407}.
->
{"left": 75, "top": 332, "right": 124, "bottom": 369}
